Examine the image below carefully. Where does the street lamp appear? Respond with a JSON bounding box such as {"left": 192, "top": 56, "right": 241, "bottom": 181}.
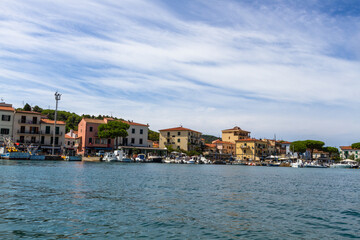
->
{"left": 52, "top": 91, "right": 61, "bottom": 155}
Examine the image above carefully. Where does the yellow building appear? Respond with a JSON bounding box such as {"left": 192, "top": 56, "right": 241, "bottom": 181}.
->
{"left": 222, "top": 126, "right": 251, "bottom": 144}
{"left": 212, "top": 139, "right": 235, "bottom": 155}
{"left": 235, "top": 138, "right": 268, "bottom": 161}
{"left": 159, "top": 127, "right": 202, "bottom": 152}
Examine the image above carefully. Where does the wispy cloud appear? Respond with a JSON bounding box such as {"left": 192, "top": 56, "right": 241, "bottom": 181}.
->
{"left": 1, "top": 0, "right": 359, "bottom": 146}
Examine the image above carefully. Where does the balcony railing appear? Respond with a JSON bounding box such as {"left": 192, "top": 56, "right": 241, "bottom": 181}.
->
{"left": 16, "top": 140, "right": 40, "bottom": 144}
{"left": 39, "top": 131, "right": 63, "bottom": 135}
{"left": 18, "top": 120, "right": 40, "bottom": 125}
{"left": 17, "top": 130, "right": 40, "bottom": 134}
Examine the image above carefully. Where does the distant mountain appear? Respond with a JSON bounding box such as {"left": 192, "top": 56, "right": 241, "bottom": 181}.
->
{"left": 201, "top": 134, "right": 220, "bottom": 144}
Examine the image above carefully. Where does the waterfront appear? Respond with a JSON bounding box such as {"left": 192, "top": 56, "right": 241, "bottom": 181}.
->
{"left": 0, "top": 161, "right": 359, "bottom": 239}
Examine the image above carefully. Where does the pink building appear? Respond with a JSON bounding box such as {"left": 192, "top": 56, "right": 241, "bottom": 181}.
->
{"left": 77, "top": 118, "right": 114, "bottom": 155}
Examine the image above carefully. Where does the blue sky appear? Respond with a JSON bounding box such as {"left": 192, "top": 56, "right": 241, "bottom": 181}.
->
{"left": 1, "top": 0, "right": 359, "bottom": 147}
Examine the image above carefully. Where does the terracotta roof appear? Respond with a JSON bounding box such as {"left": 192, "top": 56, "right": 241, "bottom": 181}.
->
{"left": 40, "top": 119, "right": 66, "bottom": 125}
{"left": 0, "top": 106, "right": 15, "bottom": 112}
{"left": 222, "top": 126, "right": 250, "bottom": 133}
{"left": 83, "top": 118, "right": 106, "bottom": 124}
{"left": 279, "top": 141, "right": 292, "bottom": 144}
{"left": 212, "top": 139, "right": 234, "bottom": 145}
{"left": 122, "top": 120, "right": 148, "bottom": 127}
{"left": 340, "top": 146, "right": 359, "bottom": 150}
{"left": 205, "top": 143, "right": 216, "bottom": 148}
{"left": 15, "top": 110, "right": 42, "bottom": 115}
{"left": 73, "top": 131, "right": 78, "bottom": 134}
{"left": 65, "top": 135, "right": 75, "bottom": 139}
{"left": 159, "top": 127, "right": 201, "bottom": 134}
{"left": 236, "top": 138, "right": 263, "bottom": 142}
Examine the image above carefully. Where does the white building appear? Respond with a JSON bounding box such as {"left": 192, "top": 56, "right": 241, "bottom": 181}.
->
{"left": 0, "top": 102, "right": 15, "bottom": 145}
{"left": 116, "top": 120, "right": 149, "bottom": 148}
{"left": 64, "top": 129, "right": 79, "bottom": 154}
{"left": 39, "top": 118, "right": 66, "bottom": 154}
{"left": 13, "top": 110, "right": 43, "bottom": 147}
{"left": 340, "top": 146, "right": 360, "bottom": 160}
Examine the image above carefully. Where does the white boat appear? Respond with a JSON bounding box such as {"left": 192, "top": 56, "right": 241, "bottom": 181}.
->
{"left": 102, "top": 152, "right": 117, "bottom": 162}
{"left": 163, "top": 157, "right": 172, "bottom": 163}
{"left": 303, "top": 161, "right": 327, "bottom": 168}
{"left": 291, "top": 159, "right": 303, "bottom": 168}
{"left": 330, "top": 159, "right": 357, "bottom": 168}
{"left": 148, "top": 155, "right": 163, "bottom": 163}
{"left": 186, "top": 159, "right": 196, "bottom": 164}
{"left": 135, "top": 154, "right": 146, "bottom": 162}
{"left": 114, "top": 150, "right": 133, "bottom": 162}
{"left": 268, "top": 161, "right": 281, "bottom": 167}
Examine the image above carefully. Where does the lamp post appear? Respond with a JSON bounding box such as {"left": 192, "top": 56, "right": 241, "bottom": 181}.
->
{"left": 52, "top": 91, "right": 61, "bottom": 155}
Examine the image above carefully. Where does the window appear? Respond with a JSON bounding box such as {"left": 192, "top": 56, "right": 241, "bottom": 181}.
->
{"left": 45, "top": 126, "right": 50, "bottom": 134}
{"left": 0, "top": 128, "right": 9, "bottom": 135}
{"left": 140, "top": 129, "right": 143, "bottom": 134}
{"left": 177, "top": 139, "right": 180, "bottom": 143}
{"left": 178, "top": 132, "right": 181, "bottom": 136}
{"left": 101, "top": 139, "right": 107, "bottom": 144}
{"left": 131, "top": 138, "right": 135, "bottom": 144}
{"left": 55, "top": 127, "right": 59, "bottom": 134}
{"left": 32, "top": 117, "right": 37, "bottom": 124}
{"left": 95, "top": 138, "right": 100, "bottom": 144}
{"left": 21, "top": 116, "right": 26, "bottom": 123}
{"left": 139, "top": 139, "right": 143, "bottom": 144}
{"left": 167, "top": 139, "right": 170, "bottom": 144}
{"left": 132, "top": 128, "right": 135, "bottom": 134}
{"left": 89, "top": 138, "right": 92, "bottom": 144}
{"left": 1, "top": 115, "right": 10, "bottom": 121}
{"left": 31, "top": 137, "right": 36, "bottom": 143}
{"left": 55, "top": 137, "right": 59, "bottom": 145}
{"left": 89, "top": 126, "right": 93, "bottom": 132}
{"left": 41, "top": 136, "right": 44, "bottom": 144}
{"left": 67, "top": 141, "right": 70, "bottom": 145}
{"left": 167, "top": 132, "right": 170, "bottom": 136}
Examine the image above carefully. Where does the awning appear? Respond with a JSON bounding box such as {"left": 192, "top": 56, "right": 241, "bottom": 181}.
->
{"left": 85, "top": 147, "right": 113, "bottom": 150}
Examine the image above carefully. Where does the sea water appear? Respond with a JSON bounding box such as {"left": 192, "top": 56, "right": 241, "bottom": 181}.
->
{"left": 0, "top": 161, "right": 359, "bottom": 239}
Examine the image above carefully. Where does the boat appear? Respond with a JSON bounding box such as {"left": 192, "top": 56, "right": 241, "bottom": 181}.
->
{"left": 291, "top": 159, "right": 303, "bottom": 168}
{"left": 64, "top": 155, "right": 82, "bottom": 161}
{"left": 148, "top": 155, "right": 163, "bottom": 163}
{"left": 186, "top": 157, "right": 196, "bottom": 164}
{"left": 135, "top": 154, "right": 146, "bottom": 162}
{"left": 268, "top": 161, "right": 281, "bottom": 167}
{"left": 303, "top": 161, "right": 327, "bottom": 168}
{"left": 114, "top": 150, "right": 132, "bottom": 162}
{"left": 330, "top": 159, "right": 358, "bottom": 168}
{"left": 102, "top": 152, "right": 117, "bottom": 162}
{"left": 163, "top": 157, "right": 172, "bottom": 163}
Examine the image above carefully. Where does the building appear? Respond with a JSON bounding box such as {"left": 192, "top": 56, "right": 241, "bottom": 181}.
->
{"left": 64, "top": 130, "right": 80, "bottom": 155}
{"left": 116, "top": 120, "right": 149, "bottom": 148}
{"left": 340, "top": 146, "right": 360, "bottom": 160}
{"left": 0, "top": 102, "right": 15, "bottom": 145}
{"left": 235, "top": 138, "right": 268, "bottom": 161}
{"left": 159, "top": 126, "right": 202, "bottom": 152}
{"left": 77, "top": 118, "right": 114, "bottom": 155}
{"left": 222, "top": 126, "right": 251, "bottom": 143}
{"left": 38, "top": 118, "right": 66, "bottom": 154}
{"left": 212, "top": 139, "right": 235, "bottom": 155}
{"left": 77, "top": 118, "right": 149, "bottom": 155}
{"left": 13, "top": 110, "right": 43, "bottom": 148}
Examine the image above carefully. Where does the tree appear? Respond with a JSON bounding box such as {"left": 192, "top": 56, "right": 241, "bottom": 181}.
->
{"left": 304, "top": 140, "right": 325, "bottom": 160}
{"left": 148, "top": 130, "right": 159, "bottom": 141}
{"left": 348, "top": 154, "right": 355, "bottom": 160}
{"left": 23, "top": 103, "right": 31, "bottom": 111}
{"left": 98, "top": 121, "right": 130, "bottom": 147}
{"left": 201, "top": 134, "right": 220, "bottom": 144}
{"left": 32, "top": 105, "right": 43, "bottom": 113}
{"left": 323, "top": 146, "right": 339, "bottom": 160}
{"left": 351, "top": 142, "right": 360, "bottom": 149}
{"left": 290, "top": 141, "right": 307, "bottom": 155}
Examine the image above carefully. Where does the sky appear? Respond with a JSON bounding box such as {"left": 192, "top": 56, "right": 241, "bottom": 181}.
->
{"left": 0, "top": 0, "right": 359, "bottom": 147}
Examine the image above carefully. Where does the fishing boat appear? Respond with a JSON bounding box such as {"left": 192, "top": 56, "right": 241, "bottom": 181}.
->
{"left": 330, "top": 159, "right": 357, "bottom": 168}
{"left": 102, "top": 152, "right": 117, "bottom": 162}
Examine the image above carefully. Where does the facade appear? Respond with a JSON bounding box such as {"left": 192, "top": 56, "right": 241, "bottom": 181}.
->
{"left": 13, "top": 110, "right": 43, "bottom": 148}
{"left": 0, "top": 103, "right": 15, "bottom": 145}
{"left": 212, "top": 139, "right": 235, "bottom": 155}
{"left": 64, "top": 130, "right": 80, "bottom": 155}
{"left": 235, "top": 138, "right": 268, "bottom": 161}
{"left": 159, "top": 127, "right": 202, "bottom": 152}
{"left": 77, "top": 118, "right": 149, "bottom": 155}
{"left": 340, "top": 146, "right": 360, "bottom": 160}
{"left": 116, "top": 120, "right": 149, "bottom": 148}
{"left": 222, "top": 126, "right": 251, "bottom": 144}
{"left": 77, "top": 118, "right": 114, "bottom": 155}
{"left": 39, "top": 119, "right": 66, "bottom": 154}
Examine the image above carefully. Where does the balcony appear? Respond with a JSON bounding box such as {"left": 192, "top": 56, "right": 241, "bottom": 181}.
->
{"left": 39, "top": 131, "right": 63, "bottom": 136}
{"left": 16, "top": 140, "right": 40, "bottom": 144}
{"left": 17, "top": 130, "right": 40, "bottom": 134}
{"left": 18, "top": 120, "right": 40, "bottom": 125}
{"left": 241, "top": 145, "right": 250, "bottom": 149}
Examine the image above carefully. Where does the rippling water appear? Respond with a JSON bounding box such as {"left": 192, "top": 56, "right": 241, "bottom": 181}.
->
{"left": 0, "top": 160, "right": 359, "bottom": 239}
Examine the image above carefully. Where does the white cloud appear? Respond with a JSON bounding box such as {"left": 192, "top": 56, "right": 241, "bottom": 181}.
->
{"left": 0, "top": 0, "right": 359, "bottom": 146}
